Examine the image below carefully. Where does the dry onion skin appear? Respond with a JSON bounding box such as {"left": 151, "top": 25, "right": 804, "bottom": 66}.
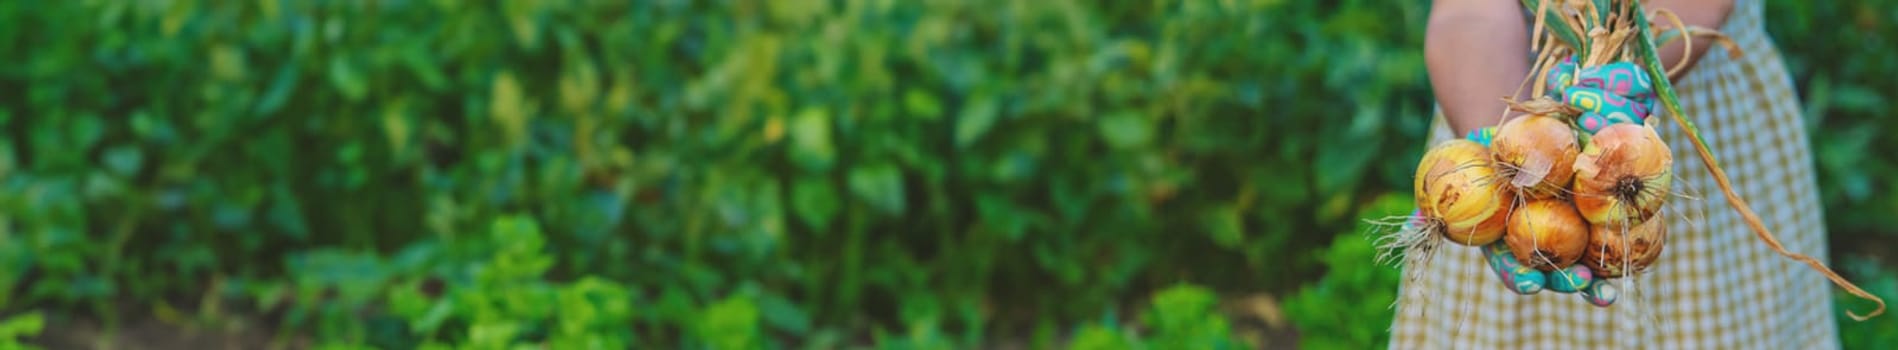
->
{"left": 1573, "top": 123, "right": 1674, "bottom": 228}
{"left": 1584, "top": 215, "right": 1668, "bottom": 278}
{"left": 1414, "top": 139, "right": 1514, "bottom": 246}
{"left": 1490, "top": 113, "right": 1581, "bottom": 199}
{"left": 1505, "top": 198, "right": 1590, "bottom": 271}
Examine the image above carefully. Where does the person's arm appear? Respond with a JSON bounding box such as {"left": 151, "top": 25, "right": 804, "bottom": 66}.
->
{"left": 1647, "top": 0, "right": 1735, "bottom": 81}
{"left": 1425, "top": 1, "right": 1533, "bottom": 136}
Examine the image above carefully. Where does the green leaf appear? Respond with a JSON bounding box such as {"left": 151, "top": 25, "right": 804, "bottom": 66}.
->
{"left": 71, "top": 116, "right": 103, "bottom": 149}
{"left": 255, "top": 63, "right": 300, "bottom": 114}
{"left": 756, "top": 292, "right": 812, "bottom": 335}
{"left": 404, "top": 46, "right": 450, "bottom": 92}
{"left": 1831, "top": 83, "right": 1882, "bottom": 114}
{"left": 1067, "top": 323, "right": 1138, "bottom": 350}
{"left": 1819, "top": 125, "right": 1877, "bottom": 201}
{"left": 210, "top": 44, "right": 248, "bottom": 81}
{"left": 1312, "top": 139, "right": 1376, "bottom": 195}
{"left": 789, "top": 107, "right": 837, "bottom": 172}
{"left": 751, "top": 179, "right": 788, "bottom": 255}
{"left": 898, "top": 292, "right": 941, "bottom": 325}
{"left": 1202, "top": 204, "right": 1244, "bottom": 249}
{"left": 1591, "top": 0, "right": 1612, "bottom": 28}
{"left": 468, "top": 321, "right": 522, "bottom": 347}
{"left": 1147, "top": 283, "right": 1233, "bottom": 349}
{"left": 1520, "top": 0, "right": 1584, "bottom": 49}
{"left": 1049, "top": 177, "right": 1091, "bottom": 224}
{"left": 384, "top": 280, "right": 430, "bottom": 320}
{"left": 491, "top": 71, "right": 531, "bottom": 147}
{"left": 101, "top": 145, "right": 142, "bottom": 177}
{"left": 698, "top": 295, "right": 761, "bottom": 350}
{"left": 954, "top": 94, "right": 999, "bottom": 148}
{"left": 1150, "top": 284, "right": 1217, "bottom": 331}
{"left": 1098, "top": 111, "right": 1152, "bottom": 149}
{"left": 791, "top": 176, "right": 840, "bottom": 232}
{"left": 328, "top": 56, "right": 369, "bottom": 101}
{"left": 0, "top": 312, "right": 44, "bottom": 339}
{"left": 848, "top": 163, "right": 907, "bottom": 215}
{"left": 905, "top": 89, "right": 943, "bottom": 119}
{"left": 976, "top": 194, "right": 1027, "bottom": 241}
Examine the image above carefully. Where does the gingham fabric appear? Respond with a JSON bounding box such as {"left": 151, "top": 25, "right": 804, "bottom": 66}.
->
{"left": 1390, "top": 1, "right": 1842, "bottom": 348}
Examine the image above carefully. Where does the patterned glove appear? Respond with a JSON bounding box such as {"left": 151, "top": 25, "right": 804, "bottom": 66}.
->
{"left": 1544, "top": 56, "right": 1659, "bottom": 135}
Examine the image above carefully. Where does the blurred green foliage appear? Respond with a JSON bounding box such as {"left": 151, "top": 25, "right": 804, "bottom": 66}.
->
{"left": 0, "top": 312, "right": 43, "bottom": 350}
{"left": 1768, "top": 1, "right": 1898, "bottom": 242}
{"left": 1764, "top": 2, "right": 1898, "bottom": 346}
{"left": 1836, "top": 256, "right": 1898, "bottom": 348}
{"left": 0, "top": 0, "right": 1892, "bottom": 348}
{"left": 1051, "top": 284, "right": 1243, "bottom": 350}
{"left": 1282, "top": 194, "right": 1407, "bottom": 349}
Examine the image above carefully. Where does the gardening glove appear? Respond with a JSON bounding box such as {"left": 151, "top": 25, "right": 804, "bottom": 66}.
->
{"left": 1465, "top": 126, "right": 1618, "bottom": 306}
{"left": 1480, "top": 241, "right": 1617, "bottom": 306}
{"left": 1543, "top": 56, "right": 1660, "bottom": 135}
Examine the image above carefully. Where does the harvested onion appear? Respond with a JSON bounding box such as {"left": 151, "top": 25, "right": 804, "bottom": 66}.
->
{"left": 1505, "top": 198, "right": 1590, "bottom": 271}
{"left": 1583, "top": 215, "right": 1667, "bottom": 278}
{"left": 1573, "top": 123, "right": 1674, "bottom": 228}
{"left": 1414, "top": 139, "right": 1514, "bottom": 246}
{"left": 1490, "top": 111, "right": 1581, "bottom": 199}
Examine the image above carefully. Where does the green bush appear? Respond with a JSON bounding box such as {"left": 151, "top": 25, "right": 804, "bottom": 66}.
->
{"left": 1, "top": 0, "right": 1432, "bottom": 345}
{"left": 0, "top": 0, "right": 1893, "bottom": 348}
{"left": 1758, "top": 3, "right": 1898, "bottom": 348}
{"left": 381, "top": 216, "right": 637, "bottom": 349}
{"left": 1144, "top": 284, "right": 1242, "bottom": 349}
{"left": 1053, "top": 283, "right": 1244, "bottom": 350}
{"left": 0, "top": 313, "right": 43, "bottom": 350}
{"left": 1763, "top": 1, "right": 1898, "bottom": 241}
{"left": 1283, "top": 193, "right": 1407, "bottom": 349}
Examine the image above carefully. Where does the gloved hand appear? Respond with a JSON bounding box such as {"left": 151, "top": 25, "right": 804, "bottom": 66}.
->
{"left": 1482, "top": 238, "right": 1618, "bottom": 306}
{"left": 1448, "top": 126, "right": 1618, "bottom": 306}
{"left": 1542, "top": 56, "right": 1660, "bottom": 134}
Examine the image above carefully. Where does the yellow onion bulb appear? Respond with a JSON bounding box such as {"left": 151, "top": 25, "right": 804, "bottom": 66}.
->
{"left": 1414, "top": 139, "right": 1513, "bottom": 246}
{"left": 1572, "top": 123, "right": 1674, "bottom": 228}
{"left": 1504, "top": 198, "right": 1590, "bottom": 271}
{"left": 1490, "top": 114, "right": 1581, "bottom": 199}
{"left": 1582, "top": 215, "right": 1667, "bottom": 278}
{"left": 1448, "top": 200, "right": 1514, "bottom": 246}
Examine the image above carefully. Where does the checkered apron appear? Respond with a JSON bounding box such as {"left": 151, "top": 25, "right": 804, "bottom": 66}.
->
{"left": 1390, "top": 1, "right": 1842, "bottom": 348}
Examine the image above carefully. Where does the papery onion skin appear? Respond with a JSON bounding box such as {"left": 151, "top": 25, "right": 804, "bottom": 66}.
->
{"left": 1414, "top": 140, "right": 1514, "bottom": 246}
{"left": 1573, "top": 123, "right": 1674, "bottom": 228}
{"left": 1505, "top": 198, "right": 1590, "bottom": 271}
{"left": 1490, "top": 114, "right": 1581, "bottom": 199}
{"left": 1583, "top": 215, "right": 1668, "bottom": 278}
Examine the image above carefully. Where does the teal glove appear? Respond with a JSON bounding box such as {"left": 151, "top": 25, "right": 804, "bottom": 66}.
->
{"left": 1481, "top": 241, "right": 1616, "bottom": 306}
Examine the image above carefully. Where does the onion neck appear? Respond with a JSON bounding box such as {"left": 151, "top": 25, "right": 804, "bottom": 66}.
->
{"left": 1615, "top": 176, "right": 1644, "bottom": 204}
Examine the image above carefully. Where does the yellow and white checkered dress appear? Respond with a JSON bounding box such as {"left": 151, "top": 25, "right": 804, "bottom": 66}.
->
{"left": 1392, "top": 1, "right": 1841, "bottom": 348}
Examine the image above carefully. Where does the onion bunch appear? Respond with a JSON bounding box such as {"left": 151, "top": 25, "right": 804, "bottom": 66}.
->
{"left": 1387, "top": 0, "right": 1884, "bottom": 318}
{"left": 1404, "top": 111, "right": 1671, "bottom": 274}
